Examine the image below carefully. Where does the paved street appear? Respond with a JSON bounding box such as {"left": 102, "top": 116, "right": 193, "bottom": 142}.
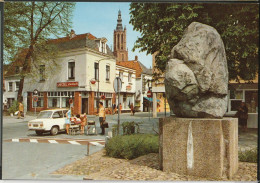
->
{"left": 2, "top": 112, "right": 257, "bottom": 180}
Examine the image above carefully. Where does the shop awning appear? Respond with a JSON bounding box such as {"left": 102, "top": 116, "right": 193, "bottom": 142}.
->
{"left": 144, "top": 97, "right": 160, "bottom": 102}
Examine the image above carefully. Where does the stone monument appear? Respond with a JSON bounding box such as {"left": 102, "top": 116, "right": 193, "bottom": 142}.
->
{"left": 159, "top": 22, "right": 238, "bottom": 179}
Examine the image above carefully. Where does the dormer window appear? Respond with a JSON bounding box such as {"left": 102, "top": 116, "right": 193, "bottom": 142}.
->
{"left": 98, "top": 37, "right": 107, "bottom": 54}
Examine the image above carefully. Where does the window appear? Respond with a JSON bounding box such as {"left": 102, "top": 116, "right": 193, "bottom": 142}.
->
{"left": 106, "top": 65, "right": 110, "bottom": 81}
{"left": 52, "top": 111, "right": 62, "bottom": 118}
{"left": 68, "top": 61, "right": 75, "bottom": 79}
{"left": 15, "top": 66, "right": 19, "bottom": 74}
{"left": 95, "top": 62, "right": 99, "bottom": 80}
{"left": 229, "top": 90, "right": 243, "bottom": 112}
{"left": 101, "top": 42, "right": 105, "bottom": 53}
{"left": 128, "top": 73, "right": 132, "bottom": 82}
{"left": 15, "top": 82, "right": 20, "bottom": 91}
{"left": 33, "top": 97, "right": 43, "bottom": 107}
{"left": 119, "top": 72, "right": 123, "bottom": 81}
{"left": 8, "top": 82, "right": 13, "bottom": 92}
{"left": 39, "top": 65, "right": 45, "bottom": 81}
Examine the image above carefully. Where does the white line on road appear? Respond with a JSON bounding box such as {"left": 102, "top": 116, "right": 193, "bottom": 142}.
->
{"left": 48, "top": 140, "right": 58, "bottom": 144}
{"left": 68, "top": 141, "right": 81, "bottom": 145}
{"left": 90, "top": 142, "right": 105, "bottom": 147}
{"left": 12, "top": 139, "right": 19, "bottom": 142}
{"left": 30, "top": 139, "right": 38, "bottom": 143}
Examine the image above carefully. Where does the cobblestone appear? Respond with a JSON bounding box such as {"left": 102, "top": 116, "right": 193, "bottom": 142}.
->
{"left": 52, "top": 150, "right": 257, "bottom": 181}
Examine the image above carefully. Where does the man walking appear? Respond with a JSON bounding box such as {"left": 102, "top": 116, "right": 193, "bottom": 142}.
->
{"left": 17, "top": 102, "right": 24, "bottom": 119}
{"left": 98, "top": 102, "right": 106, "bottom": 135}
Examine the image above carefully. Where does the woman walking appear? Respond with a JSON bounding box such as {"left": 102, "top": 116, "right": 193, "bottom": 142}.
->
{"left": 65, "top": 107, "right": 73, "bottom": 134}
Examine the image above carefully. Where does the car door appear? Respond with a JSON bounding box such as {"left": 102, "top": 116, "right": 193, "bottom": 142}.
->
{"left": 52, "top": 111, "right": 65, "bottom": 130}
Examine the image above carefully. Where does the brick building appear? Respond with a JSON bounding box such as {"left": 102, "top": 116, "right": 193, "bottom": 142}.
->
{"left": 113, "top": 10, "right": 128, "bottom": 62}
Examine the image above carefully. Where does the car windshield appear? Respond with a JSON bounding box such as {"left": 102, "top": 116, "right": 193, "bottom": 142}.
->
{"left": 37, "top": 111, "right": 53, "bottom": 119}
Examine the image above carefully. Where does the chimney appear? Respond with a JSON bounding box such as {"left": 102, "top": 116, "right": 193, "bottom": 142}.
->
{"left": 135, "top": 55, "right": 138, "bottom": 61}
{"left": 70, "top": 29, "right": 76, "bottom": 39}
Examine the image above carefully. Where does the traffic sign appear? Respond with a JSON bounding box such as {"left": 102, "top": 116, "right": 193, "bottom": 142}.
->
{"left": 147, "top": 90, "right": 152, "bottom": 98}
{"left": 33, "top": 89, "right": 39, "bottom": 96}
{"left": 101, "top": 95, "right": 106, "bottom": 100}
{"left": 113, "top": 77, "right": 122, "bottom": 93}
{"left": 33, "top": 96, "right": 38, "bottom": 102}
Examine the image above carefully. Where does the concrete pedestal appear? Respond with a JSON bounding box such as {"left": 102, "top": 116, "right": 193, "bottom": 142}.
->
{"left": 159, "top": 117, "right": 238, "bottom": 179}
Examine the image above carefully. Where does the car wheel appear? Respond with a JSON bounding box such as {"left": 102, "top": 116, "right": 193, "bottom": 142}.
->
{"left": 50, "top": 126, "right": 59, "bottom": 136}
{"left": 36, "top": 131, "right": 43, "bottom": 135}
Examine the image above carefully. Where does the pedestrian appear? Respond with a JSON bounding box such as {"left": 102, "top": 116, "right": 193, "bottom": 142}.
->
{"left": 17, "top": 102, "right": 24, "bottom": 119}
{"left": 130, "top": 103, "right": 134, "bottom": 116}
{"left": 65, "top": 107, "right": 73, "bottom": 134}
{"left": 119, "top": 103, "right": 122, "bottom": 114}
{"left": 112, "top": 103, "right": 116, "bottom": 114}
{"left": 80, "top": 113, "right": 87, "bottom": 135}
{"left": 98, "top": 102, "right": 106, "bottom": 135}
{"left": 236, "top": 102, "right": 248, "bottom": 132}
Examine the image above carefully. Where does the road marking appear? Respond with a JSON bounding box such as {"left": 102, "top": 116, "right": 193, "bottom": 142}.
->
{"left": 68, "top": 141, "right": 81, "bottom": 145}
{"left": 90, "top": 142, "right": 105, "bottom": 147}
{"left": 6, "top": 138, "right": 105, "bottom": 147}
{"left": 30, "top": 139, "right": 38, "bottom": 143}
{"left": 48, "top": 140, "right": 58, "bottom": 144}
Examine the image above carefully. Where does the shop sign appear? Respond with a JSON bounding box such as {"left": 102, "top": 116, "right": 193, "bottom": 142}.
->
{"left": 126, "top": 85, "right": 132, "bottom": 91}
{"left": 57, "top": 82, "right": 79, "bottom": 87}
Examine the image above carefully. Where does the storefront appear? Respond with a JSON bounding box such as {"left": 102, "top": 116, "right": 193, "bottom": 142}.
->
{"left": 227, "top": 83, "right": 258, "bottom": 128}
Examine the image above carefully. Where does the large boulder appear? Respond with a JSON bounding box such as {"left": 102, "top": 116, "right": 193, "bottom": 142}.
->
{"left": 165, "top": 22, "right": 228, "bottom": 118}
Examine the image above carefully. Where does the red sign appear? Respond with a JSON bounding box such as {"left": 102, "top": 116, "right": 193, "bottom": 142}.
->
{"left": 57, "top": 82, "right": 78, "bottom": 88}
{"left": 33, "top": 96, "right": 38, "bottom": 102}
{"left": 126, "top": 85, "right": 132, "bottom": 91}
{"left": 147, "top": 90, "right": 152, "bottom": 98}
{"left": 101, "top": 95, "right": 106, "bottom": 100}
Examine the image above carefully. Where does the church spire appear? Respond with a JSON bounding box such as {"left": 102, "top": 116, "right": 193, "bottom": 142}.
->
{"left": 116, "top": 10, "right": 123, "bottom": 31}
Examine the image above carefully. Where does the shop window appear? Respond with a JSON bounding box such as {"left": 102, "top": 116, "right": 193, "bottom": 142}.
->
{"left": 39, "top": 65, "right": 45, "bottom": 81}
{"left": 245, "top": 90, "right": 258, "bottom": 113}
{"left": 68, "top": 61, "right": 75, "bottom": 79}
{"left": 8, "top": 82, "right": 13, "bottom": 92}
{"left": 95, "top": 62, "right": 99, "bottom": 80}
{"left": 15, "top": 82, "right": 20, "bottom": 91}
{"left": 230, "top": 90, "right": 243, "bottom": 99}
{"left": 106, "top": 65, "right": 110, "bottom": 81}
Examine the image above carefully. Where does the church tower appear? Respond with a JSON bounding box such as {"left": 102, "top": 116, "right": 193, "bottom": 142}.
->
{"left": 113, "top": 10, "right": 128, "bottom": 62}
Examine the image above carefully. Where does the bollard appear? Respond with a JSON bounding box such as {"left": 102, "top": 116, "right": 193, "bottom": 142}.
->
{"left": 87, "top": 143, "right": 90, "bottom": 156}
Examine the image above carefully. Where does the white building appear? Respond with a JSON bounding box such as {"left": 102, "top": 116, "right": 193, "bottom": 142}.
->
{"left": 22, "top": 30, "right": 116, "bottom": 115}
{"left": 115, "top": 63, "right": 136, "bottom": 112}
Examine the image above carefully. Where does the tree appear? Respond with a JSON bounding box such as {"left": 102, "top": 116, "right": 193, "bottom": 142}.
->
{"left": 129, "top": 3, "right": 259, "bottom": 83}
{"left": 4, "top": 2, "right": 75, "bottom": 102}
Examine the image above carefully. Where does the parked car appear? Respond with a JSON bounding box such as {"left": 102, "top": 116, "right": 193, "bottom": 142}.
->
{"left": 28, "top": 108, "right": 69, "bottom": 135}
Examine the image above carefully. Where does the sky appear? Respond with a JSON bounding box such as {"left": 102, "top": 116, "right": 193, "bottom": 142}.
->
{"left": 72, "top": 2, "right": 152, "bottom": 69}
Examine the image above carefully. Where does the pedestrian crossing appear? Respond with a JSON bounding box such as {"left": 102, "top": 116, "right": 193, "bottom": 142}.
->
{"left": 5, "top": 137, "right": 105, "bottom": 147}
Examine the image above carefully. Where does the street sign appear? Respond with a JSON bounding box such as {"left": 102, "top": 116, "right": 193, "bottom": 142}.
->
{"left": 113, "top": 77, "right": 122, "bottom": 93}
{"left": 147, "top": 90, "right": 152, "bottom": 98}
{"left": 101, "top": 95, "right": 106, "bottom": 100}
{"left": 69, "top": 99, "right": 73, "bottom": 104}
{"left": 33, "top": 96, "right": 38, "bottom": 102}
{"left": 33, "top": 89, "right": 39, "bottom": 96}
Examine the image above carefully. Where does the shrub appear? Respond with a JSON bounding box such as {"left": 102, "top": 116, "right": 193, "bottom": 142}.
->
{"left": 8, "top": 100, "right": 19, "bottom": 114}
{"left": 239, "top": 147, "right": 257, "bottom": 163}
{"left": 105, "top": 134, "right": 159, "bottom": 160}
{"left": 121, "top": 121, "right": 142, "bottom": 135}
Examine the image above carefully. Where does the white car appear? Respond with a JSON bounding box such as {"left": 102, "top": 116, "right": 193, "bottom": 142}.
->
{"left": 28, "top": 109, "right": 69, "bottom": 135}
